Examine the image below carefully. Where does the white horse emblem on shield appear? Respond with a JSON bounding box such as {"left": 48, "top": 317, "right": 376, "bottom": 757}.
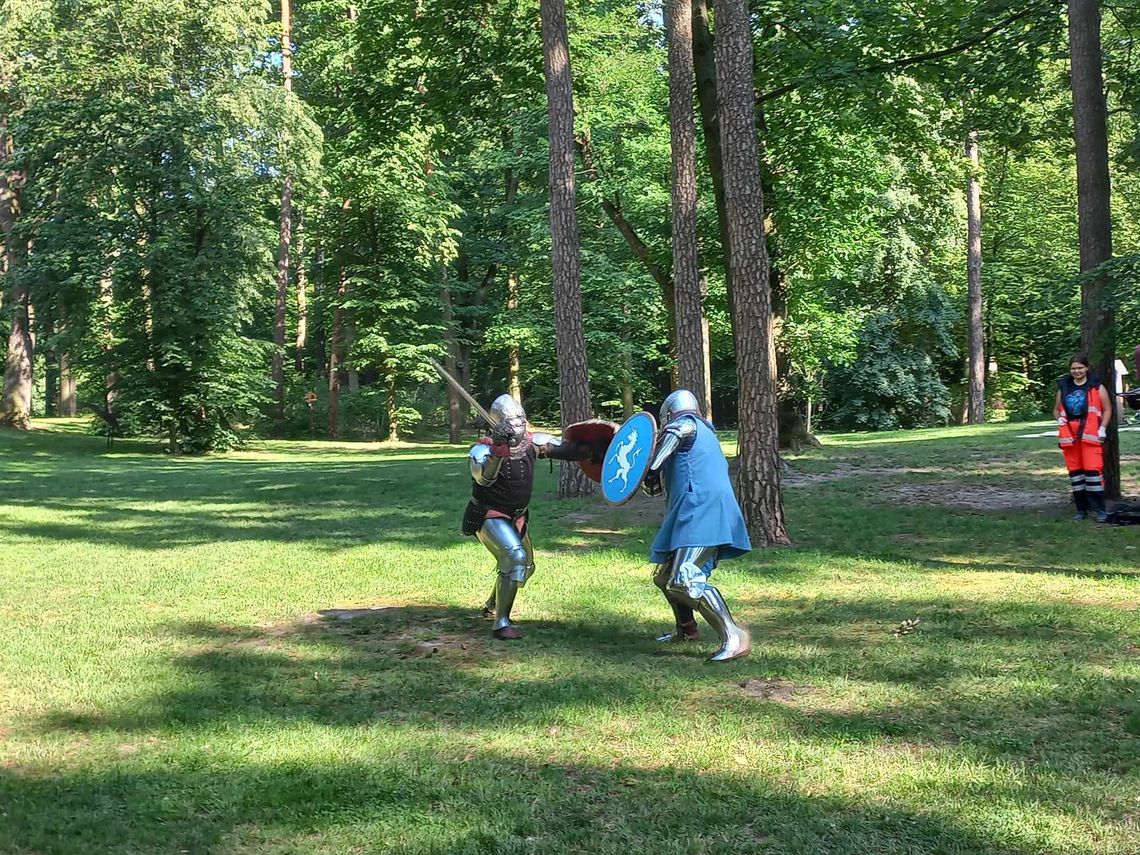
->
{"left": 607, "top": 429, "right": 642, "bottom": 491}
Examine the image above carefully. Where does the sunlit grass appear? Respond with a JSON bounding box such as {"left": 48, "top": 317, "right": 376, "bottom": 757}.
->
{"left": 1, "top": 419, "right": 1138, "bottom": 854}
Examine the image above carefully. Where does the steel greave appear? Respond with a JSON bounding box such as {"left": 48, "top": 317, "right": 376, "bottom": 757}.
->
{"left": 697, "top": 586, "right": 751, "bottom": 662}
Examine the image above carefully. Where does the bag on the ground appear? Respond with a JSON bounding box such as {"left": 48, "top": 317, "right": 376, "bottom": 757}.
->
{"left": 1105, "top": 502, "right": 1140, "bottom": 525}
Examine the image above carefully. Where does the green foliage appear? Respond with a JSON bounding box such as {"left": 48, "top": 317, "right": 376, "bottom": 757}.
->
{"left": 6, "top": 0, "right": 321, "bottom": 450}
{"left": 825, "top": 291, "right": 957, "bottom": 430}
{"left": 987, "top": 369, "right": 1047, "bottom": 421}
{"left": 2, "top": 423, "right": 1139, "bottom": 853}
{"left": 5, "top": 0, "right": 1139, "bottom": 444}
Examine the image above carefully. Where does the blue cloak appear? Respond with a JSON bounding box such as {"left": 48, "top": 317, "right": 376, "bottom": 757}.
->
{"left": 648, "top": 416, "right": 752, "bottom": 564}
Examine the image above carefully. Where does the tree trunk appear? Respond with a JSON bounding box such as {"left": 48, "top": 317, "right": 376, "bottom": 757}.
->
{"left": 712, "top": 0, "right": 788, "bottom": 545}
{"left": 273, "top": 0, "right": 295, "bottom": 429}
{"left": 0, "top": 117, "right": 32, "bottom": 429}
{"left": 701, "top": 313, "right": 713, "bottom": 417}
{"left": 386, "top": 369, "right": 399, "bottom": 442}
{"left": 965, "top": 128, "right": 986, "bottom": 424}
{"left": 540, "top": 0, "right": 594, "bottom": 497}
{"left": 44, "top": 313, "right": 58, "bottom": 417}
{"left": 507, "top": 270, "right": 522, "bottom": 403}
{"left": 99, "top": 271, "right": 118, "bottom": 428}
{"left": 60, "top": 351, "right": 77, "bottom": 416}
{"left": 691, "top": 0, "right": 734, "bottom": 320}
{"left": 667, "top": 0, "right": 707, "bottom": 408}
{"left": 442, "top": 278, "right": 462, "bottom": 443}
{"left": 504, "top": 132, "right": 523, "bottom": 405}
{"left": 314, "top": 240, "right": 327, "bottom": 379}
{"left": 1069, "top": 0, "right": 1118, "bottom": 498}
{"left": 274, "top": 177, "right": 292, "bottom": 426}
{"left": 622, "top": 348, "right": 635, "bottom": 420}
{"left": 768, "top": 231, "right": 809, "bottom": 450}
{"left": 346, "top": 316, "right": 359, "bottom": 393}
{"left": 328, "top": 264, "right": 347, "bottom": 439}
{"left": 295, "top": 209, "right": 308, "bottom": 373}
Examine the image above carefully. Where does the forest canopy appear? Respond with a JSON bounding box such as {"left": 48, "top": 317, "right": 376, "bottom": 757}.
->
{"left": 2, "top": 0, "right": 1137, "bottom": 451}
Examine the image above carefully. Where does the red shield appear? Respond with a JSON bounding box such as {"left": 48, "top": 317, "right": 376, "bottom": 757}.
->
{"left": 563, "top": 419, "right": 619, "bottom": 483}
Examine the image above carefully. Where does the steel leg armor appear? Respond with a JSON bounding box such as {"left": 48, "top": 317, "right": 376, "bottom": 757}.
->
{"left": 696, "top": 587, "right": 751, "bottom": 662}
{"left": 652, "top": 563, "right": 698, "bottom": 642}
{"left": 475, "top": 517, "right": 535, "bottom": 638}
{"left": 658, "top": 545, "right": 750, "bottom": 662}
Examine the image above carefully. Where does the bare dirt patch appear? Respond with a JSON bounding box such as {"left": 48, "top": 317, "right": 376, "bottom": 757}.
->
{"left": 315, "top": 607, "right": 404, "bottom": 622}
{"left": 400, "top": 638, "right": 475, "bottom": 659}
{"left": 737, "top": 678, "right": 815, "bottom": 704}
{"left": 888, "top": 484, "right": 1063, "bottom": 511}
{"left": 189, "top": 605, "right": 500, "bottom": 663}
{"left": 560, "top": 492, "right": 661, "bottom": 529}
{"left": 308, "top": 605, "right": 496, "bottom": 657}
{"left": 781, "top": 466, "right": 930, "bottom": 486}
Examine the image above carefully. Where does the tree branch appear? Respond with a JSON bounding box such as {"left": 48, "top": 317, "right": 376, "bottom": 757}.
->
{"left": 757, "top": 2, "right": 1055, "bottom": 104}
{"left": 574, "top": 129, "right": 675, "bottom": 304}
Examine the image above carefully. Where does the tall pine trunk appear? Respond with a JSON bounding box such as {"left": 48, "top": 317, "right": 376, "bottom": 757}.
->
{"left": 295, "top": 209, "right": 308, "bottom": 373}
{"left": 313, "top": 240, "right": 327, "bottom": 379}
{"left": 695, "top": 5, "right": 803, "bottom": 446}
{"left": 273, "top": 0, "right": 294, "bottom": 429}
{"left": 504, "top": 130, "right": 523, "bottom": 405}
{"left": 328, "top": 263, "right": 347, "bottom": 439}
{"left": 99, "top": 271, "right": 118, "bottom": 431}
{"left": 60, "top": 350, "right": 77, "bottom": 417}
{"left": 667, "top": 0, "right": 707, "bottom": 408}
{"left": 712, "top": 0, "right": 788, "bottom": 545}
{"left": 43, "top": 311, "right": 58, "bottom": 417}
{"left": 965, "top": 129, "right": 986, "bottom": 424}
{"left": 507, "top": 270, "right": 522, "bottom": 402}
{"left": 386, "top": 368, "right": 399, "bottom": 442}
{"left": 0, "top": 116, "right": 32, "bottom": 429}
{"left": 691, "top": 0, "right": 733, "bottom": 315}
{"left": 1069, "top": 0, "right": 1118, "bottom": 499}
{"left": 346, "top": 316, "right": 359, "bottom": 393}
{"left": 442, "top": 278, "right": 462, "bottom": 443}
{"left": 540, "top": 0, "right": 594, "bottom": 497}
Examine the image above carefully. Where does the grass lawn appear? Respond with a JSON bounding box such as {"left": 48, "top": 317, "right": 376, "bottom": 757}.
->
{"left": 1, "top": 418, "right": 1138, "bottom": 854}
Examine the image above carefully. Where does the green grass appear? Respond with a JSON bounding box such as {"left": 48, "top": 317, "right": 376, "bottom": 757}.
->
{"left": 1, "top": 418, "right": 1138, "bottom": 854}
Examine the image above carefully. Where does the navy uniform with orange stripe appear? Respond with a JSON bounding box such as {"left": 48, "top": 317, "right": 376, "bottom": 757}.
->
{"left": 1056, "top": 371, "right": 1109, "bottom": 519}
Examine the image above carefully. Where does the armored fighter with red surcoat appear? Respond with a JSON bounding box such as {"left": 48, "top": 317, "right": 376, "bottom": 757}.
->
{"left": 463, "top": 394, "right": 609, "bottom": 639}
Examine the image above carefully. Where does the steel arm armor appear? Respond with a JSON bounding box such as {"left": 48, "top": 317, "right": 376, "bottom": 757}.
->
{"left": 469, "top": 443, "right": 504, "bottom": 486}
{"left": 530, "top": 432, "right": 561, "bottom": 455}
{"left": 533, "top": 432, "right": 598, "bottom": 462}
{"left": 649, "top": 415, "right": 698, "bottom": 472}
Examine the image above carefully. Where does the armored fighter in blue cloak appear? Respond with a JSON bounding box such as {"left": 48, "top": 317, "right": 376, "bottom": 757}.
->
{"left": 642, "top": 390, "right": 752, "bottom": 662}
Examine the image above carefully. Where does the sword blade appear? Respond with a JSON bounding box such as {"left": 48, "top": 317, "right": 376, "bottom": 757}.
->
{"left": 428, "top": 357, "right": 498, "bottom": 426}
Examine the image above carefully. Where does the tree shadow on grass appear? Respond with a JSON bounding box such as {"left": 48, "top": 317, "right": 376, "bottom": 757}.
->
{"left": 0, "top": 745, "right": 1078, "bottom": 855}
{"left": 727, "top": 595, "right": 1140, "bottom": 775}
{"left": 31, "top": 598, "right": 1139, "bottom": 781}
{"left": 4, "top": 421, "right": 1136, "bottom": 581}
{"left": 0, "top": 455, "right": 467, "bottom": 551}
{"left": 770, "top": 482, "right": 1140, "bottom": 580}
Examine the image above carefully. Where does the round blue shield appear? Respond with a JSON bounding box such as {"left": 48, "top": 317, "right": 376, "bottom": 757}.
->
{"left": 601, "top": 412, "right": 658, "bottom": 505}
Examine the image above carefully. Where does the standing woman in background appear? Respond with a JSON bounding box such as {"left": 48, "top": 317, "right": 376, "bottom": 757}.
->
{"left": 1055, "top": 354, "right": 1113, "bottom": 522}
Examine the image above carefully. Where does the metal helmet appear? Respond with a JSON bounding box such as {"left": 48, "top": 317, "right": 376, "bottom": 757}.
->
{"left": 490, "top": 393, "right": 528, "bottom": 444}
{"left": 660, "top": 389, "right": 702, "bottom": 424}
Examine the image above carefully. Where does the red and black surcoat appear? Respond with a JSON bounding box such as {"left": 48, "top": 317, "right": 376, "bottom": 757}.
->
{"left": 462, "top": 438, "right": 537, "bottom": 536}
{"left": 461, "top": 434, "right": 596, "bottom": 536}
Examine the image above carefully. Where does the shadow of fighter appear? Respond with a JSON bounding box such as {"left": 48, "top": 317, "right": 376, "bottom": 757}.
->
{"left": 463, "top": 395, "right": 609, "bottom": 640}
